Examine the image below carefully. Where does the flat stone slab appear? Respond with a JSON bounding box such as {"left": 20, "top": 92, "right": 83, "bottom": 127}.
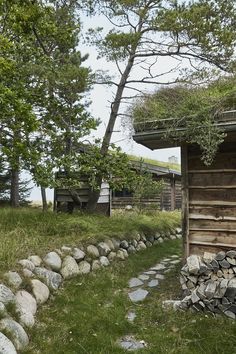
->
{"left": 162, "top": 258, "right": 171, "bottom": 262}
{"left": 144, "top": 270, "right": 156, "bottom": 275}
{"left": 126, "top": 311, "right": 136, "bottom": 322}
{"left": 155, "top": 274, "right": 165, "bottom": 280}
{"left": 148, "top": 279, "right": 159, "bottom": 288}
{"left": 117, "top": 336, "right": 147, "bottom": 351}
{"left": 151, "top": 264, "right": 166, "bottom": 271}
{"left": 138, "top": 274, "right": 149, "bottom": 281}
{"left": 128, "top": 288, "right": 149, "bottom": 302}
{"left": 170, "top": 260, "right": 181, "bottom": 265}
{"left": 128, "top": 278, "right": 144, "bottom": 288}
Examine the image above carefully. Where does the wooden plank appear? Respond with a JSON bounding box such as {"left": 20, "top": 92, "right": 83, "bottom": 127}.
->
{"left": 189, "top": 189, "right": 236, "bottom": 203}
{"left": 189, "top": 185, "right": 236, "bottom": 189}
{"left": 181, "top": 144, "right": 189, "bottom": 258}
{"left": 188, "top": 169, "right": 236, "bottom": 173}
{"left": 189, "top": 228, "right": 236, "bottom": 233}
{"left": 189, "top": 172, "right": 236, "bottom": 187}
{"left": 190, "top": 200, "right": 236, "bottom": 206}
{"left": 190, "top": 241, "right": 236, "bottom": 249}
{"left": 189, "top": 213, "right": 236, "bottom": 221}
{"left": 189, "top": 219, "right": 236, "bottom": 230}
{"left": 188, "top": 154, "right": 236, "bottom": 170}
{"left": 189, "top": 206, "right": 236, "bottom": 219}
{"left": 189, "top": 244, "right": 236, "bottom": 256}
{"left": 189, "top": 233, "right": 236, "bottom": 246}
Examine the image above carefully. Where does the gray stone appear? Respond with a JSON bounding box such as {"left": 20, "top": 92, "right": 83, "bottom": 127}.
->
{"left": 99, "top": 256, "right": 110, "bottom": 267}
{"left": 43, "top": 252, "right": 62, "bottom": 272}
{"left": 225, "top": 278, "right": 236, "bottom": 300}
{"left": 87, "top": 245, "right": 99, "bottom": 258}
{"left": 210, "top": 259, "right": 219, "bottom": 270}
{"left": 144, "top": 270, "right": 156, "bottom": 275}
{"left": 170, "top": 259, "right": 181, "bottom": 265}
{"left": 118, "top": 336, "right": 147, "bottom": 351}
{"left": 18, "top": 310, "right": 35, "bottom": 329}
{"left": 158, "top": 237, "right": 164, "bottom": 243}
{"left": 16, "top": 290, "right": 37, "bottom": 316}
{"left": 140, "top": 234, "right": 147, "bottom": 242}
{"left": 128, "top": 278, "right": 143, "bottom": 288}
{"left": 226, "top": 250, "right": 236, "bottom": 258}
{"left": 108, "top": 251, "right": 117, "bottom": 262}
{"left": 128, "top": 288, "right": 149, "bottom": 302}
{"left": 97, "top": 242, "right": 111, "bottom": 256}
{"left": 28, "top": 255, "right": 42, "bottom": 267}
{"left": 116, "top": 250, "right": 125, "bottom": 261}
{"left": 18, "top": 259, "right": 35, "bottom": 271}
{"left": 61, "top": 246, "right": 72, "bottom": 254}
{"left": 131, "top": 239, "right": 138, "bottom": 248}
{"left": 138, "top": 274, "right": 149, "bottom": 281}
{"left": 4, "top": 272, "right": 22, "bottom": 289}
{"left": 203, "top": 252, "right": 216, "bottom": 263}
{"left": 148, "top": 280, "right": 159, "bottom": 288}
{"left": 205, "top": 281, "right": 217, "bottom": 299}
{"left": 176, "top": 227, "right": 182, "bottom": 234}
{"left": 219, "top": 259, "right": 230, "bottom": 269}
{"left": 121, "top": 249, "right": 129, "bottom": 258}
{"left": 136, "top": 241, "right": 146, "bottom": 251}
{"left": 191, "top": 290, "right": 200, "bottom": 304}
{"left": 72, "top": 248, "right": 85, "bottom": 261}
{"left": 153, "top": 240, "right": 159, "bottom": 245}
{"left": 0, "top": 319, "right": 29, "bottom": 351}
{"left": 61, "top": 256, "right": 79, "bottom": 279}
{"left": 92, "top": 260, "right": 101, "bottom": 271}
{"left": 31, "top": 279, "right": 49, "bottom": 304}
{"left": 146, "top": 241, "right": 152, "bottom": 248}
{"left": 146, "top": 235, "right": 154, "bottom": 243}
{"left": 154, "top": 232, "right": 161, "bottom": 239}
{"left": 120, "top": 240, "right": 129, "bottom": 250}
{"left": 77, "top": 261, "right": 91, "bottom": 274}
{"left": 226, "top": 257, "right": 236, "bottom": 266}
{"left": 155, "top": 274, "right": 165, "bottom": 280}
{"left": 104, "top": 239, "right": 115, "bottom": 251}
{"left": 187, "top": 255, "right": 200, "bottom": 275}
{"left": 126, "top": 311, "right": 136, "bottom": 322}
{"left": 0, "top": 302, "right": 7, "bottom": 317}
{"left": 34, "top": 267, "right": 62, "bottom": 290}
{"left": 162, "top": 300, "right": 182, "bottom": 310}
{"left": 111, "top": 238, "right": 120, "bottom": 250}
{"left": 22, "top": 269, "right": 33, "bottom": 278}
{"left": 151, "top": 264, "right": 166, "bottom": 271}
{"left": 215, "top": 251, "right": 226, "bottom": 261}
{"left": 224, "top": 310, "right": 235, "bottom": 319}
{"left": 0, "top": 285, "right": 15, "bottom": 305}
{"left": 127, "top": 245, "right": 136, "bottom": 254}
{"left": 0, "top": 332, "right": 17, "bottom": 354}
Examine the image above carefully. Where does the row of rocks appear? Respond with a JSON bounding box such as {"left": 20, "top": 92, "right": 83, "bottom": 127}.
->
{"left": 0, "top": 228, "right": 182, "bottom": 353}
{"left": 168, "top": 250, "right": 236, "bottom": 319}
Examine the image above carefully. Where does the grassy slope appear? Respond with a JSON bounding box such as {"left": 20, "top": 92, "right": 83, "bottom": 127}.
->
{"left": 0, "top": 208, "right": 180, "bottom": 274}
{"left": 23, "top": 239, "right": 236, "bottom": 354}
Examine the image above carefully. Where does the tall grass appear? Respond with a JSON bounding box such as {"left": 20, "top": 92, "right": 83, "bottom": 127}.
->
{"left": 0, "top": 208, "right": 180, "bottom": 273}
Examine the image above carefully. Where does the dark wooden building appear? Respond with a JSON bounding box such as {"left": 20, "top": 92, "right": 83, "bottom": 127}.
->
{"left": 133, "top": 110, "right": 236, "bottom": 258}
{"left": 112, "top": 160, "right": 181, "bottom": 211}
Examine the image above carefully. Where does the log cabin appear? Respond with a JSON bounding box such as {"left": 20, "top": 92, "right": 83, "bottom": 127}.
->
{"left": 133, "top": 110, "right": 236, "bottom": 258}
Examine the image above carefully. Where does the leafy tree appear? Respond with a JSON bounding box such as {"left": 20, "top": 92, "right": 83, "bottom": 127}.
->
{"left": 83, "top": 0, "right": 236, "bottom": 211}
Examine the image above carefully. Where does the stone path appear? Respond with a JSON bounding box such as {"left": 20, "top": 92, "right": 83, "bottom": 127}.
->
{"left": 117, "top": 254, "right": 181, "bottom": 351}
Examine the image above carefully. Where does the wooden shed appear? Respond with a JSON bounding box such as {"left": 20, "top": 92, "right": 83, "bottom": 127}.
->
{"left": 133, "top": 110, "right": 236, "bottom": 258}
{"left": 112, "top": 160, "right": 181, "bottom": 211}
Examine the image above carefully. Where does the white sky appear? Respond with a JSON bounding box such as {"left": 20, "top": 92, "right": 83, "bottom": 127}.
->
{"left": 30, "top": 12, "right": 180, "bottom": 201}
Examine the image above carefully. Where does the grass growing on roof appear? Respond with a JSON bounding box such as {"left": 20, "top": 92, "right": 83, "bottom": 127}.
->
{"left": 128, "top": 154, "right": 180, "bottom": 171}
{"left": 0, "top": 207, "right": 180, "bottom": 274}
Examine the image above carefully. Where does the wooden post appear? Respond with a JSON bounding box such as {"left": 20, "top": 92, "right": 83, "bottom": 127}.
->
{"left": 181, "top": 144, "right": 189, "bottom": 259}
{"left": 170, "top": 175, "right": 176, "bottom": 211}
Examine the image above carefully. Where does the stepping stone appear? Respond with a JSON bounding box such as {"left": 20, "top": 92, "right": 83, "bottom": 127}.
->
{"left": 162, "top": 258, "right": 171, "bottom": 262}
{"left": 144, "top": 270, "right": 156, "bottom": 275}
{"left": 148, "top": 279, "right": 159, "bottom": 288}
{"left": 170, "top": 255, "right": 179, "bottom": 259}
{"left": 170, "top": 259, "right": 181, "bottom": 265}
{"left": 138, "top": 274, "right": 149, "bottom": 281}
{"left": 126, "top": 311, "right": 136, "bottom": 322}
{"left": 118, "top": 336, "right": 147, "bottom": 351}
{"left": 151, "top": 264, "right": 166, "bottom": 271}
{"left": 155, "top": 274, "right": 165, "bottom": 280}
{"left": 128, "top": 288, "right": 149, "bottom": 302}
{"left": 129, "top": 278, "right": 144, "bottom": 288}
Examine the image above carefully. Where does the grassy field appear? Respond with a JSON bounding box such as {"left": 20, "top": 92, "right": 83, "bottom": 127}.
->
{"left": 22, "top": 239, "right": 236, "bottom": 354}
{"left": 0, "top": 208, "right": 180, "bottom": 274}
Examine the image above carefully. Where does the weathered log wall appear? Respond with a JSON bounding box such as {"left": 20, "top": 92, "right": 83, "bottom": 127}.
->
{"left": 187, "top": 135, "right": 236, "bottom": 256}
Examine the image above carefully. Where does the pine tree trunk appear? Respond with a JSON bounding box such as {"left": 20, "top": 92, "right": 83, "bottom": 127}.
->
{"left": 10, "top": 168, "right": 20, "bottom": 208}
{"left": 41, "top": 187, "right": 48, "bottom": 211}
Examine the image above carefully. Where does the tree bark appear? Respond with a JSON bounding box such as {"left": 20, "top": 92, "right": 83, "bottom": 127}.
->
{"left": 10, "top": 168, "right": 20, "bottom": 208}
{"left": 41, "top": 186, "right": 48, "bottom": 211}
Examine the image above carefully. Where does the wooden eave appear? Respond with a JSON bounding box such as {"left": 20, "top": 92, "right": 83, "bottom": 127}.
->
{"left": 133, "top": 110, "right": 236, "bottom": 150}
{"left": 130, "top": 160, "right": 181, "bottom": 179}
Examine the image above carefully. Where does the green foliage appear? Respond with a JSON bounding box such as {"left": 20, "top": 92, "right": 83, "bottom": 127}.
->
{"left": 132, "top": 76, "right": 236, "bottom": 165}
